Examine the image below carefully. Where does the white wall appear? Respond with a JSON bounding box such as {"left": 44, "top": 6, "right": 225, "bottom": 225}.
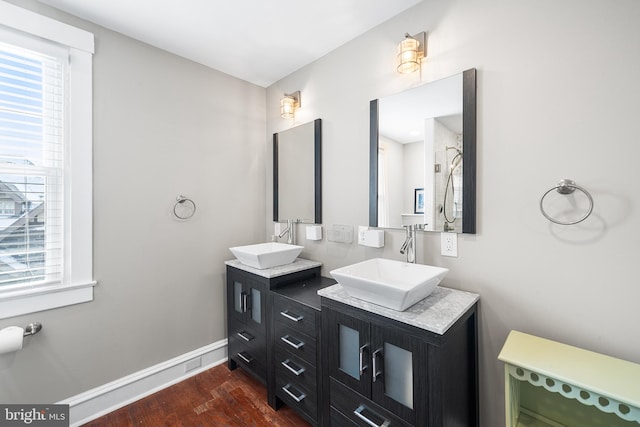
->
{"left": 0, "top": 0, "right": 266, "bottom": 403}
{"left": 402, "top": 141, "right": 423, "bottom": 215}
{"left": 266, "top": 0, "right": 640, "bottom": 425}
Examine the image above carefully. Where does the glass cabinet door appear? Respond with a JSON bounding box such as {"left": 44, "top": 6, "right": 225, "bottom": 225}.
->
{"left": 249, "top": 286, "right": 263, "bottom": 325}
{"left": 228, "top": 272, "right": 265, "bottom": 326}
{"left": 229, "top": 277, "right": 248, "bottom": 324}
{"left": 383, "top": 342, "right": 413, "bottom": 409}
{"left": 326, "top": 308, "right": 371, "bottom": 397}
{"left": 371, "top": 324, "right": 420, "bottom": 424}
{"left": 233, "top": 280, "right": 244, "bottom": 314}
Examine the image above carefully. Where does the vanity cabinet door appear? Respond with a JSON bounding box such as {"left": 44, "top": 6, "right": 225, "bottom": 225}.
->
{"left": 371, "top": 324, "right": 422, "bottom": 425}
{"left": 226, "top": 267, "right": 268, "bottom": 383}
{"left": 228, "top": 269, "right": 266, "bottom": 328}
{"left": 326, "top": 308, "right": 372, "bottom": 398}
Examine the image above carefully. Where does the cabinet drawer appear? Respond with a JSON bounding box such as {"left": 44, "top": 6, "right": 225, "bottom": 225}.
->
{"left": 228, "top": 341, "right": 266, "bottom": 383}
{"left": 275, "top": 347, "right": 317, "bottom": 392}
{"left": 330, "top": 408, "right": 358, "bottom": 427}
{"left": 273, "top": 294, "right": 317, "bottom": 337}
{"left": 330, "top": 378, "right": 412, "bottom": 427}
{"left": 276, "top": 375, "right": 317, "bottom": 420}
{"left": 228, "top": 323, "right": 266, "bottom": 356}
{"left": 228, "top": 324, "right": 266, "bottom": 380}
{"left": 275, "top": 321, "right": 316, "bottom": 366}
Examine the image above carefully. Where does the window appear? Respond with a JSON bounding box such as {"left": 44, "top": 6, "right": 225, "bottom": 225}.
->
{"left": 0, "top": 1, "right": 95, "bottom": 319}
{"left": 0, "top": 38, "right": 64, "bottom": 288}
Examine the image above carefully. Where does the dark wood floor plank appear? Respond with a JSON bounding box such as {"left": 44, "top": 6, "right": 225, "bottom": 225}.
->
{"left": 82, "top": 364, "right": 310, "bottom": 426}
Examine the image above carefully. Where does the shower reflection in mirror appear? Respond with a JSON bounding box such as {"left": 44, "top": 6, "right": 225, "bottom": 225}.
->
{"left": 371, "top": 69, "right": 476, "bottom": 233}
{"left": 376, "top": 116, "right": 462, "bottom": 231}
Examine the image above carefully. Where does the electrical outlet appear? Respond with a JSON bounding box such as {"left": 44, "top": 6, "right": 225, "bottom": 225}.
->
{"left": 358, "top": 226, "right": 369, "bottom": 245}
{"left": 441, "top": 232, "right": 458, "bottom": 257}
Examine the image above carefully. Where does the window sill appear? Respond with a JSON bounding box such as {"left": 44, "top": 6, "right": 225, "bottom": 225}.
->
{"left": 0, "top": 281, "right": 97, "bottom": 320}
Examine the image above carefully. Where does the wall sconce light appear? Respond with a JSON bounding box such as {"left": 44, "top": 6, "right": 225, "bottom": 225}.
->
{"left": 397, "top": 32, "right": 426, "bottom": 74}
{"left": 280, "top": 91, "right": 301, "bottom": 118}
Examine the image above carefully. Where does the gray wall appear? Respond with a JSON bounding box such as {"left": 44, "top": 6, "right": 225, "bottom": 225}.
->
{"left": 2, "top": 1, "right": 639, "bottom": 425}
{"left": 0, "top": 0, "right": 266, "bottom": 402}
{"left": 266, "top": 0, "right": 640, "bottom": 426}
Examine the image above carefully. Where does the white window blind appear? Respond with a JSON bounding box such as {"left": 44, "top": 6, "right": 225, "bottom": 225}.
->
{"left": 0, "top": 39, "right": 65, "bottom": 290}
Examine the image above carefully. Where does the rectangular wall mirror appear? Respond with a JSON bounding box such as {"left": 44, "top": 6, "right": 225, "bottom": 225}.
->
{"left": 370, "top": 68, "right": 476, "bottom": 233}
{"left": 273, "top": 118, "right": 322, "bottom": 224}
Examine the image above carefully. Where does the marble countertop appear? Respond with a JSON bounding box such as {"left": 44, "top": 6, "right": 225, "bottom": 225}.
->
{"left": 318, "top": 284, "right": 479, "bottom": 335}
{"left": 225, "top": 258, "right": 322, "bottom": 278}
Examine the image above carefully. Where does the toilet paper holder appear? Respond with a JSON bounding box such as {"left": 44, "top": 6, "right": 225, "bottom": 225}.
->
{"left": 23, "top": 322, "right": 42, "bottom": 337}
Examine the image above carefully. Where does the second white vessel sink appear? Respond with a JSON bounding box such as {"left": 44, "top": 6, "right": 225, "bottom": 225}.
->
{"left": 229, "top": 242, "right": 303, "bottom": 269}
{"left": 330, "top": 258, "right": 448, "bottom": 311}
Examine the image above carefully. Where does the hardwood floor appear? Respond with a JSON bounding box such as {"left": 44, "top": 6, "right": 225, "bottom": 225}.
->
{"left": 83, "top": 364, "right": 311, "bottom": 426}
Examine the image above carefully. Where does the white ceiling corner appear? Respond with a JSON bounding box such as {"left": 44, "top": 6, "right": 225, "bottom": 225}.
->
{"left": 36, "top": 0, "right": 423, "bottom": 87}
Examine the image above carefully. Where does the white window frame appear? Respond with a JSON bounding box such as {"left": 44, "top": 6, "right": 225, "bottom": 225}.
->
{"left": 0, "top": 1, "right": 95, "bottom": 319}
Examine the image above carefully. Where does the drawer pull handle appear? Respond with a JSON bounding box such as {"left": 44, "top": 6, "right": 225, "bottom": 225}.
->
{"left": 372, "top": 348, "right": 383, "bottom": 382}
{"left": 237, "top": 352, "right": 253, "bottom": 364}
{"left": 282, "top": 384, "right": 306, "bottom": 402}
{"left": 236, "top": 331, "right": 253, "bottom": 342}
{"left": 281, "top": 359, "right": 305, "bottom": 376}
{"left": 280, "top": 310, "right": 304, "bottom": 322}
{"left": 353, "top": 405, "right": 390, "bottom": 427}
{"left": 281, "top": 335, "right": 304, "bottom": 349}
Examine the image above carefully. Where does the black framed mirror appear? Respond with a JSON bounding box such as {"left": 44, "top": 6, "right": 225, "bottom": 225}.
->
{"left": 273, "top": 118, "right": 322, "bottom": 224}
{"left": 370, "top": 68, "right": 476, "bottom": 233}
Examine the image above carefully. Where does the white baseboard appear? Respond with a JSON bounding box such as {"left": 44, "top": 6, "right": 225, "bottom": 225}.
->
{"left": 59, "top": 339, "right": 228, "bottom": 427}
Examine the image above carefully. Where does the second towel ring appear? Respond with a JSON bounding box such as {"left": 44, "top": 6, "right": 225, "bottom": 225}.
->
{"left": 539, "top": 179, "right": 593, "bottom": 225}
{"left": 174, "top": 195, "right": 196, "bottom": 219}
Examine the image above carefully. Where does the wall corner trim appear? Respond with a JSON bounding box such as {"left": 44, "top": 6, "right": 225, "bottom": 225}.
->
{"left": 59, "top": 339, "right": 228, "bottom": 426}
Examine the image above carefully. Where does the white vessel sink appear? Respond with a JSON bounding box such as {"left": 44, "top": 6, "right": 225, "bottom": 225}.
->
{"left": 229, "top": 242, "right": 303, "bottom": 269}
{"left": 330, "top": 258, "right": 448, "bottom": 311}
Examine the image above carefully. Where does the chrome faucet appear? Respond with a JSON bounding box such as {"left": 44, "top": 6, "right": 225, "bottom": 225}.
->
{"left": 275, "top": 219, "right": 296, "bottom": 244}
{"left": 400, "top": 225, "right": 416, "bottom": 263}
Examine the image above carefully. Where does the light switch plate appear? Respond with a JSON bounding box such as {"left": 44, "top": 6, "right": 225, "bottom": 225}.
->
{"left": 441, "top": 232, "right": 458, "bottom": 257}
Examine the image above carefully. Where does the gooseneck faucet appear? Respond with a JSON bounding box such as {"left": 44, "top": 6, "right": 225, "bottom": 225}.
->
{"left": 400, "top": 224, "right": 416, "bottom": 263}
{"left": 276, "top": 219, "right": 296, "bottom": 245}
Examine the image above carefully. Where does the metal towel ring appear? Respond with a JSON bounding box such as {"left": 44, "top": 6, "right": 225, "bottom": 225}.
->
{"left": 539, "top": 179, "right": 593, "bottom": 225}
{"left": 173, "top": 195, "right": 196, "bottom": 220}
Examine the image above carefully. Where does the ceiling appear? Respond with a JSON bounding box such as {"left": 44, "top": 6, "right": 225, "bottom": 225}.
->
{"left": 37, "top": 0, "right": 422, "bottom": 87}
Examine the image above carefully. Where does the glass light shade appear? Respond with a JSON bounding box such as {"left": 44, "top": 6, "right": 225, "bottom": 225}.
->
{"left": 280, "top": 96, "right": 296, "bottom": 118}
{"left": 397, "top": 37, "right": 421, "bottom": 74}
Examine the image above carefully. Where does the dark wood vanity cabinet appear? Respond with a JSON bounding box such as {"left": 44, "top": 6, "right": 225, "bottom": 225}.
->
{"left": 270, "top": 277, "right": 335, "bottom": 426}
{"left": 226, "top": 267, "right": 269, "bottom": 383}
{"left": 321, "top": 298, "right": 479, "bottom": 427}
{"left": 226, "top": 262, "right": 332, "bottom": 425}
{"left": 227, "top": 260, "right": 478, "bottom": 427}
